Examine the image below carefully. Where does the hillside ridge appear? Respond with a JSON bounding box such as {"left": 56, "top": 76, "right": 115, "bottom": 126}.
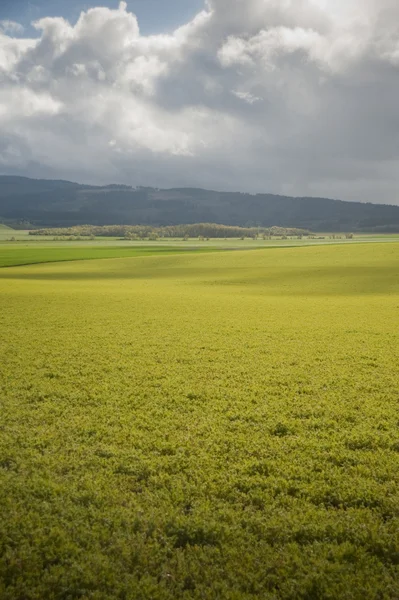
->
{"left": 1, "top": 176, "right": 399, "bottom": 232}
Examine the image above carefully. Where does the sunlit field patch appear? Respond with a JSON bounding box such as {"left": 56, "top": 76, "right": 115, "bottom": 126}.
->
{"left": 1, "top": 243, "right": 399, "bottom": 599}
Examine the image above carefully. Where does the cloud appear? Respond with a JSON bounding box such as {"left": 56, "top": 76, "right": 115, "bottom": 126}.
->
{"left": 0, "top": 0, "right": 399, "bottom": 203}
{"left": 0, "top": 20, "right": 25, "bottom": 35}
{"left": 232, "top": 90, "right": 262, "bottom": 104}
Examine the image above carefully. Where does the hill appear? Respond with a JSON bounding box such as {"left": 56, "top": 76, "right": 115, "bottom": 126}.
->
{"left": 1, "top": 176, "right": 399, "bottom": 232}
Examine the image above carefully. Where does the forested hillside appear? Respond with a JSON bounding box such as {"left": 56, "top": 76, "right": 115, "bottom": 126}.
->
{"left": 1, "top": 176, "right": 399, "bottom": 231}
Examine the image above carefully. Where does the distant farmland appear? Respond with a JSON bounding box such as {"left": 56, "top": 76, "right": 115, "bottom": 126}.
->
{"left": 1, "top": 243, "right": 399, "bottom": 599}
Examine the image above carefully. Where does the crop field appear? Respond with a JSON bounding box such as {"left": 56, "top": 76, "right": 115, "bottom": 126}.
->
{"left": 1, "top": 243, "right": 399, "bottom": 599}
{"left": 0, "top": 245, "right": 218, "bottom": 269}
{"left": 1, "top": 228, "right": 399, "bottom": 250}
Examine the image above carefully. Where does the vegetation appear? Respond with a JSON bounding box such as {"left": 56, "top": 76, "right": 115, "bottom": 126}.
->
{"left": 29, "top": 224, "right": 311, "bottom": 239}
{"left": 2, "top": 175, "right": 399, "bottom": 231}
{"left": 0, "top": 246, "right": 216, "bottom": 269}
{"left": 1, "top": 243, "right": 399, "bottom": 599}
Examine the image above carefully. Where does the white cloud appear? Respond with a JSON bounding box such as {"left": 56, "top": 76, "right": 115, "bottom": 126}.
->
{"left": 0, "top": 33, "right": 35, "bottom": 73}
{"left": 232, "top": 90, "right": 262, "bottom": 104}
{"left": 0, "top": 0, "right": 399, "bottom": 202}
{"left": 0, "top": 88, "right": 62, "bottom": 118}
{"left": 0, "top": 20, "right": 24, "bottom": 35}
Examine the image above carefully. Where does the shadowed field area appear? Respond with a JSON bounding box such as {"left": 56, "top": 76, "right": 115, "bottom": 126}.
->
{"left": 1, "top": 243, "right": 399, "bottom": 599}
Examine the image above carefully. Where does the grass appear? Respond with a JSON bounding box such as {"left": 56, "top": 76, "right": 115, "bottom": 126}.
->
{"left": 0, "top": 245, "right": 220, "bottom": 268}
{"left": 1, "top": 243, "right": 399, "bottom": 599}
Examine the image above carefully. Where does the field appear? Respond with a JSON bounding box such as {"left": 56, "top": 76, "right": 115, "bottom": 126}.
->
{"left": 1, "top": 232, "right": 399, "bottom": 270}
{"left": 0, "top": 245, "right": 219, "bottom": 268}
{"left": 1, "top": 242, "right": 399, "bottom": 599}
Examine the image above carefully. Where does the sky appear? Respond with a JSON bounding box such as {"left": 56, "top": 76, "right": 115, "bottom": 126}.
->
{"left": 0, "top": 0, "right": 399, "bottom": 203}
{"left": 0, "top": 0, "right": 205, "bottom": 36}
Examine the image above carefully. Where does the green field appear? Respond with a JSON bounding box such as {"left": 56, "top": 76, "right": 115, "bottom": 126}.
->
{"left": 1, "top": 243, "right": 399, "bottom": 599}
{"left": 2, "top": 227, "right": 399, "bottom": 253}
{"left": 0, "top": 245, "right": 220, "bottom": 268}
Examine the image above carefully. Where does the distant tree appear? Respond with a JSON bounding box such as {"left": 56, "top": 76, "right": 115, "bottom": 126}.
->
{"left": 30, "top": 223, "right": 312, "bottom": 240}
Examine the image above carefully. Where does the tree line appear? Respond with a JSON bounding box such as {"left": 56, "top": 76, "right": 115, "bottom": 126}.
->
{"left": 30, "top": 223, "right": 312, "bottom": 239}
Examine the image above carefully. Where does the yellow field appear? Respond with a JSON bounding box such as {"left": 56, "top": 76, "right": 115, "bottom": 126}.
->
{"left": 1, "top": 243, "right": 399, "bottom": 599}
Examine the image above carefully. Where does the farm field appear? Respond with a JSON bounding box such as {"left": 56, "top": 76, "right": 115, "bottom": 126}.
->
{"left": 0, "top": 245, "right": 219, "bottom": 268}
{"left": 1, "top": 243, "right": 399, "bottom": 599}
{"left": 1, "top": 226, "right": 399, "bottom": 251}
{"left": 2, "top": 232, "right": 399, "bottom": 269}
